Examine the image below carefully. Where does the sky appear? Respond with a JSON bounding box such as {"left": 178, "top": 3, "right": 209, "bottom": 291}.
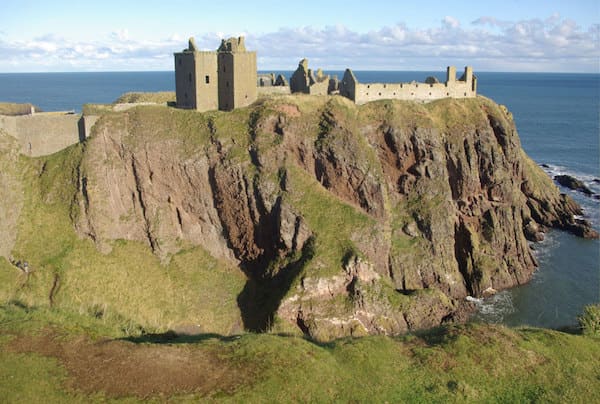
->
{"left": 0, "top": 0, "right": 598, "bottom": 73}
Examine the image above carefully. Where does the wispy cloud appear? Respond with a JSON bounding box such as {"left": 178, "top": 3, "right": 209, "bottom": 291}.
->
{"left": 0, "top": 15, "right": 598, "bottom": 72}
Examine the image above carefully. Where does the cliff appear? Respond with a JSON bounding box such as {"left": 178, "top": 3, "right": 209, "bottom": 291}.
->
{"left": 1, "top": 95, "right": 596, "bottom": 340}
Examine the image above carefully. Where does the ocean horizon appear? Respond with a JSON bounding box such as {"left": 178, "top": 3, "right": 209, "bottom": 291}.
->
{"left": 1, "top": 70, "right": 598, "bottom": 328}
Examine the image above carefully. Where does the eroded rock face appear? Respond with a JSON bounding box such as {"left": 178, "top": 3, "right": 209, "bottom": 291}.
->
{"left": 67, "top": 97, "right": 597, "bottom": 340}
{"left": 76, "top": 119, "right": 235, "bottom": 262}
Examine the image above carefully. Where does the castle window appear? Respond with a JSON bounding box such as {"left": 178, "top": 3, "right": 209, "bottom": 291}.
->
{"left": 188, "top": 73, "right": 192, "bottom": 82}
{"left": 178, "top": 58, "right": 182, "bottom": 66}
{"left": 226, "top": 81, "right": 229, "bottom": 88}
{"left": 464, "top": 92, "right": 467, "bottom": 96}
{"left": 378, "top": 92, "right": 382, "bottom": 96}
{"left": 430, "top": 84, "right": 433, "bottom": 88}
{"left": 383, "top": 84, "right": 387, "bottom": 89}
{"left": 223, "top": 65, "right": 226, "bottom": 72}
{"left": 429, "top": 92, "right": 431, "bottom": 96}
{"left": 393, "top": 92, "right": 396, "bottom": 96}
{"left": 205, "top": 75, "right": 210, "bottom": 84}
{"left": 367, "top": 85, "right": 370, "bottom": 89}
{"left": 447, "top": 92, "right": 449, "bottom": 96}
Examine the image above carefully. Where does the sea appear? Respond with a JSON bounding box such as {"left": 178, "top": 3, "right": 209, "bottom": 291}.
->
{"left": 0, "top": 70, "right": 598, "bottom": 329}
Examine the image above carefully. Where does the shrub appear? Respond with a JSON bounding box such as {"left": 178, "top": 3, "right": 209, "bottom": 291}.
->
{"left": 578, "top": 304, "right": 600, "bottom": 337}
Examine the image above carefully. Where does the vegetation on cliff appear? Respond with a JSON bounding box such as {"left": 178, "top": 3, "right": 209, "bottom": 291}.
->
{"left": 1, "top": 94, "right": 596, "bottom": 341}
{"left": 1, "top": 93, "right": 598, "bottom": 400}
{"left": 0, "top": 102, "right": 39, "bottom": 116}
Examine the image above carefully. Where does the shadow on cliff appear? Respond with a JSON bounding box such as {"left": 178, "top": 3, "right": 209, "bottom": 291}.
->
{"left": 237, "top": 237, "right": 315, "bottom": 333}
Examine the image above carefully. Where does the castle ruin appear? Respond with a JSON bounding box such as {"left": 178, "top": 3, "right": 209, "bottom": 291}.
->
{"left": 338, "top": 65, "right": 477, "bottom": 104}
{"left": 174, "top": 37, "right": 477, "bottom": 112}
{"left": 174, "top": 37, "right": 257, "bottom": 111}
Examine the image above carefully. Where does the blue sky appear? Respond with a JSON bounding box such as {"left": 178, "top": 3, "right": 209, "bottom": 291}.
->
{"left": 0, "top": 0, "right": 598, "bottom": 72}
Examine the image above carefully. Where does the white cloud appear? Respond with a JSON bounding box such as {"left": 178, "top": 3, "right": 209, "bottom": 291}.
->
{"left": 442, "top": 16, "right": 460, "bottom": 29}
{"left": 110, "top": 29, "right": 130, "bottom": 41}
{"left": 0, "top": 14, "right": 598, "bottom": 72}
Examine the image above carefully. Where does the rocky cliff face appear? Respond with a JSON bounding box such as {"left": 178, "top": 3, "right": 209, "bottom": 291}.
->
{"left": 7, "top": 96, "right": 596, "bottom": 340}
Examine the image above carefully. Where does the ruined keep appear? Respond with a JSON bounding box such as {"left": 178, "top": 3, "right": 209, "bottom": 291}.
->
{"left": 174, "top": 36, "right": 257, "bottom": 111}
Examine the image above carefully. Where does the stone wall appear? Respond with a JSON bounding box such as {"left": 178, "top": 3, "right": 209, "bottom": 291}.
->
{"left": 339, "top": 66, "right": 477, "bottom": 105}
{"left": 175, "top": 51, "right": 197, "bottom": 109}
{"left": 290, "top": 59, "right": 310, "bottom": 94}
{"left": 290, "top": 59, "right": 331, "bottom": 96}
{"left": 258, "top": 86, "right": 291, "bottom": 96}
{"left": 309, "top": 79, "right": 329, "bottom": 96}
{"left": 0, "top": 112, "right": 98, "bottom": 157}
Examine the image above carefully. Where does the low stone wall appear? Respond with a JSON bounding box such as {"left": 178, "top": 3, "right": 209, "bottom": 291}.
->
{"left": 354, "top": 81, "right": 475, "bottom": 104}
{"left": 258, "top": 86, "right": 291, "bottom": 96}
{"left": 308, "top": 80, "right": 329, "bottom": 96}
{"left": 0, "top": 112, "right": 98, "bottom": 157}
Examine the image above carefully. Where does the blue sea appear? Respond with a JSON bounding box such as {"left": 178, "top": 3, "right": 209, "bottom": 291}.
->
{"left": 0, "top": 70, "right": 598, "bottom": 328}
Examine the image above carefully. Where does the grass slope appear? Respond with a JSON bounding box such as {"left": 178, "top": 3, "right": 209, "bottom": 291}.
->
{"left": 4, "top": 142, "right": 245, "bottom": 336}
{"left": 0, "top": 305, "right": 598, "bottom": 403}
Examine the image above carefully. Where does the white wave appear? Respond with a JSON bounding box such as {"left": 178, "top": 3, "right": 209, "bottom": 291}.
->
{"left": 472, "top": 291, "right": 515, "bottom": 324}
{"left": 530, "top": 232, "right": 559, "bottom": 260}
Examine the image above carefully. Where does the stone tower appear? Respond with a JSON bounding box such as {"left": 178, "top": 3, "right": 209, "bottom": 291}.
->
{"left": 217, "top": 37, "right": 257, "bottom": 111}
{"left": 174, "top": 38, "right": 218, "bottom": 111}
{"left": 174, "top": 36, "right": 257, "bottom": 112}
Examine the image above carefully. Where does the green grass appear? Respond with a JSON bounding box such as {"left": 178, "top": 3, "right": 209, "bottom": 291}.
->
{"left": 579, "top": 304, "right": 600, "bottom": 337}
{"left": 0, "top": 350, "right": 76, "bottom": 404}
{"left": 0, "top": 306, "right": 598, "bottom": 402}
{"left": 114, "top": 92, "right": 175, "bottom": 104}
{"left": 81, "top": 103, "right": 114, "bottom": 115}
{"left": 4, "top": 140, "right": 245, "bottom": 336}
{"left": 286, "top": 164, "right": 375, "bottom": 277}
{"left": 0, "top": 102, "right": 37, "bottom": 116}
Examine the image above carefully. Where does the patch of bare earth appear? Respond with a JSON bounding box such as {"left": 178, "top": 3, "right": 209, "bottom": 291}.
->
{"left": 7, "top": 330, "right": 251, "bottom": 399}
{"left": 275, "top": 104, "right": 301, "bottom": 118}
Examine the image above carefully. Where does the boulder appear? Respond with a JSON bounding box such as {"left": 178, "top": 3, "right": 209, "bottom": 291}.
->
{"left": 554, "top": 174, "right": 594, "bottom": 196}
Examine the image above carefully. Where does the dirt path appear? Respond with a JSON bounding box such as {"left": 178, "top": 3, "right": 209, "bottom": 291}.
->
{"left": 7, "top": 330, "right": 252, "bottom": 399}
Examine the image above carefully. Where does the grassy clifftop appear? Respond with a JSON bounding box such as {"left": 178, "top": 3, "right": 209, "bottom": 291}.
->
{"left": 0, "top": 102, "right": 38, "bottom": 115}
